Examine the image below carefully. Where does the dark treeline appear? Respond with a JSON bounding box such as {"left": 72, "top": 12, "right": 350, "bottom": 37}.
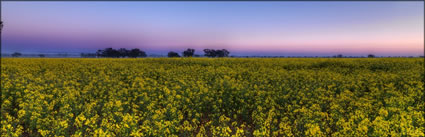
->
{"left": 96, "top": 48, "right": 147, "bottom": 58}
{"left": 203, "top": 49, "right": 230, "bottom": 57}
{"left": 331, "top": 54, "right": 374, "bottom": 58}
{"left": 12, "top": 52, "right": 22, "bottom": 57}
{"left": 92, "top": 48, "right": 226, "bottom": 58}
{"left": 3, "top": 52, "right": 75, "bottom": 58}
{"left": 168, "top": 48, "right": 199, "bottom": 57}
{"left": 5, "top": 50, "right": 423, "bottom": 58}
{"left": 80, "top": 53, "right": 97, "bottom": 58}
{"left": 167, "top": 48, "right": 230, "bottom": 58}
{"left": 93, "top": 48, "right": 231, "bottom": 58}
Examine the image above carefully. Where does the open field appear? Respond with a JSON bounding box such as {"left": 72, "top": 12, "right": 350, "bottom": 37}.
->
{"left": 1, "top": 58, "right": 424, "bottom": 136}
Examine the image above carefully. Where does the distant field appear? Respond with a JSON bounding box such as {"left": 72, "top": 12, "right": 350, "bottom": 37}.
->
{"left": 1, "top": 58, "right": 424, "bottom": 136}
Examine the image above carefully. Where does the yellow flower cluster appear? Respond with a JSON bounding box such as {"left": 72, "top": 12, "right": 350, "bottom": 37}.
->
{"left": 1, "top": 58, "right": 424, "bottom": 136}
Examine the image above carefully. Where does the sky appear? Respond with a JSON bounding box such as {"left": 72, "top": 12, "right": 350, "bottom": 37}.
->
{"left": 1, "top": 1, "right": 424, "bottom": 56}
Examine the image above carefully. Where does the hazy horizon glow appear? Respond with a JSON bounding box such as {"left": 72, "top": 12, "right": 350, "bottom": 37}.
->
{"left": 2, "top": 2, "right": 424, "bottom": 56}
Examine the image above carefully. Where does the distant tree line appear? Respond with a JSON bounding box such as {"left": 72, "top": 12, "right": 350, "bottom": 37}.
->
{"left": 7, "top": 49, "right": 419, "bottom": 59}
{"left": 331, "top": 54, "right": 376, "bottom": 58}
{"left": 166, "top": 48, "right": 230, "bottom": 58}
{"left": 12, "top": 52, "right": 22, "bottom": 57}
{"left": 80, "top": 53, "right": 97, "bottom": 58}
{"left": 332, "top": 54, "right": 344, "bottom": 58}
{"left": 9, "top": 52, "right": 69, "bottom": 58}
{"left": 75, "top": 50, "right": 418, "bottom": 59}
{"left": 203, "top": 49, "right": 230, "bottom": 57}
{"left": 96, "top": 48, "right": 147, "bottom": 58}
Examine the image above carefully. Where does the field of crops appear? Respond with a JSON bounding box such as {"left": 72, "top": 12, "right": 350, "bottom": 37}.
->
{"left": 1, "top": 58, "right": 424, "bottom": 136}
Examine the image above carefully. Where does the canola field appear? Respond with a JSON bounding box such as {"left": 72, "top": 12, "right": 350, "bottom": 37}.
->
{"left": 1, "top": 58, "right": 424, "bottom": 137}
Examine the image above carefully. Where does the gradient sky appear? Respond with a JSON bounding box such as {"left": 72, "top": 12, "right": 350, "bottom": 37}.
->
{"left": 2, "top": 1, "right": 424, "bottom": 56}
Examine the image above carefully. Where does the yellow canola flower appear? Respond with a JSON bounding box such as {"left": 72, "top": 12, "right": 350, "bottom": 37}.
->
{"left": 1, "top": 58, "right": 423, "bottom": 136}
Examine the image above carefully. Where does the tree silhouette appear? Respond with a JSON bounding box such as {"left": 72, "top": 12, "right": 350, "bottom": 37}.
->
{"left": 168, "top": 51, "right": 180, "bottom": 57}
{"left": 203, "top": 49, "right": 216, "bottom": 57}
{"left": 11, "top": 52, "right": 22, "bottom": 57}
{"left": 216, "top": 49, "right": 230, "bottom": 57}
{"left": 128, "top": 48, "right": 147, "bottom": 58}
{"left": 203, "top": 49, "right": 230, "bottom": 57}
{"left": 368, "top": 54, "right": 375, "bottom": 58}
{"left": 118, "top": 48, "right": 130, "bottom": 58}
{"left": 183, "top": 48, "right": 195, "bottom": 57}
{"left": 38, "top": 54, "right": 45, "bottom": 58}
{"left": 95, "top": 48, "right": 146, "bottom": 58}
{"left": 103, "top": 48, "right": 120, "bottom": 58}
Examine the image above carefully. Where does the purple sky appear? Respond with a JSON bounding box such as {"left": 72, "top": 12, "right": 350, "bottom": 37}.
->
{"left": 1, "top": 2, "right": 424, "bottom": 56}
